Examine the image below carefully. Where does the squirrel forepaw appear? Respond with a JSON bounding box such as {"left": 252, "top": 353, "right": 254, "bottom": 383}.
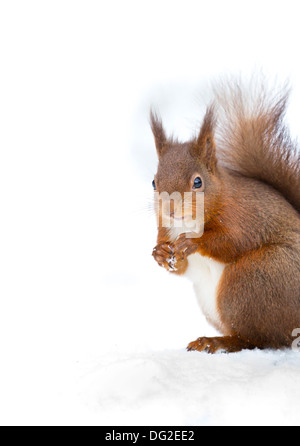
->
{"left": 152, "top": 242, "right": 179, "bottom": 272}
{"left": 174, "top": 233, "right": 198, "bottom": 257}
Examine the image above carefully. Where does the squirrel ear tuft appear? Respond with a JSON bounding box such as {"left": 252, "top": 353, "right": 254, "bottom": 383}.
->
{"left": 150, "top": 109, "right": 168, "bottom": 158}
{"left": 191, "top": 105, "right": 217, "bottom": 173}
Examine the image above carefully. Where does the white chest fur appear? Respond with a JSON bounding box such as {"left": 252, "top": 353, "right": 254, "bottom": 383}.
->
{"left": 184, "top": 253, "right": 226, "bottom": 331}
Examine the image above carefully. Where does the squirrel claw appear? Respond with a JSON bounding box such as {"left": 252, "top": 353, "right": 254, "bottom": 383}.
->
{"left": 187, "top": 337, "right": 220, "bottom": 354}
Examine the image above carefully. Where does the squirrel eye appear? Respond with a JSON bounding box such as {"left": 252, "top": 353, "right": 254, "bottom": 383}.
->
{"left": 152, "top": 179, "right": 157, "bottom": 190}
{"left": 193, "top": 177, "right": 202, "bottom": 189}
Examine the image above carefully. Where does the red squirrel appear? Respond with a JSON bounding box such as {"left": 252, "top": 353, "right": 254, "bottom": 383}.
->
{"left": 151, "top": 79, "right": 300, "bottom": 353}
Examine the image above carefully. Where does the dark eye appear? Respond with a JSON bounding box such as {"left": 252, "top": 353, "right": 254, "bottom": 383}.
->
{"left": 193, "top": 177, "right": 202, "bottom": 189}
{"left": 152, "top": 179, "right": 157, "bottom": 190}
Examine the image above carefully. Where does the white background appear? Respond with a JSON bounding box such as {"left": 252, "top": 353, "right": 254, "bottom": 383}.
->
{"left": 1, "top": 0, "right": 300, "bottom": 426}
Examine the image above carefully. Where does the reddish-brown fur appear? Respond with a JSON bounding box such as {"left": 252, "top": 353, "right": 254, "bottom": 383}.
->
{"left": 151, "top": 79, "right": 300, "bottom": 353}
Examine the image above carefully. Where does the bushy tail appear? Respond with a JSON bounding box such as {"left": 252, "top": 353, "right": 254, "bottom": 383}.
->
{"left": 213, "top": 77, "right": 300, "bottom": 213}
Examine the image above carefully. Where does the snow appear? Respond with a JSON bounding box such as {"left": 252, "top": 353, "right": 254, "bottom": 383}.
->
{"left": 1, "top": 0, "right": 300, "bottom": 426}
{"left": 78, "top": 349, "right": 300, "bottom": 426}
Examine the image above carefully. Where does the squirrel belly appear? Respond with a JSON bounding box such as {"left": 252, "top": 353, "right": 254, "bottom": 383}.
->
{"left": 168, "top": 224, "right": 227, "bottom": 332}
{"left": 185, "top": 253, "right": 227, "bottom": 333}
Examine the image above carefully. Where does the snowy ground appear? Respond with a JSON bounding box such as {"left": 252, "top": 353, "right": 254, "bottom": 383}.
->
{"left": 1, "top": 0, "right": 300, "bottom": 426}
{"left": 78, "top": 349, "right": 300, "bottom": 426}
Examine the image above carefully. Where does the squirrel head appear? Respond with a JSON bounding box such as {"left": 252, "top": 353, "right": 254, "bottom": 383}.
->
{"left": 150, "top": 106, "right": 222, "bottom": 231}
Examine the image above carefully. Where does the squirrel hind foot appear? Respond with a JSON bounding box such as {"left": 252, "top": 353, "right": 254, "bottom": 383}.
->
{"left": 187, "top": 336, "right": 257, "bottom": 354}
